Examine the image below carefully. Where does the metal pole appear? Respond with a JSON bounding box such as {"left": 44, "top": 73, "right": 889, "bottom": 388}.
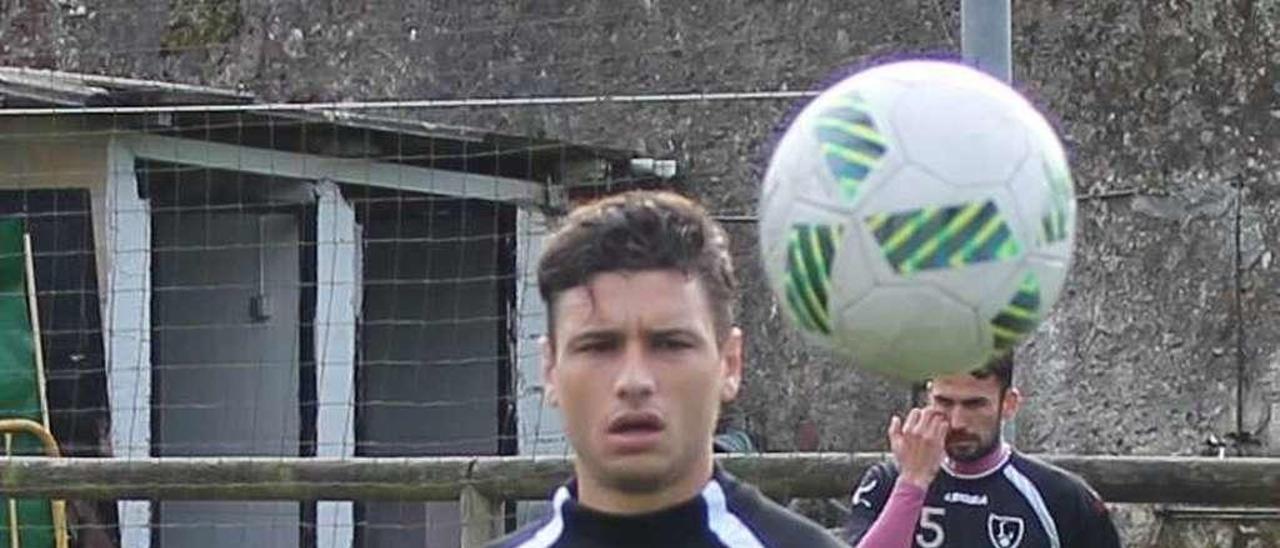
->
{"left": 961, "top": 0, "right": 1013, "bottom": 82}
{"left": 961, "top": 0, "right": 1017, "bottom": 444}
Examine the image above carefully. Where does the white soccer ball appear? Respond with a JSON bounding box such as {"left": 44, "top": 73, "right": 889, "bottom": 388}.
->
{"left": 759, "top": 60, "right": 1076, "bottom": 381}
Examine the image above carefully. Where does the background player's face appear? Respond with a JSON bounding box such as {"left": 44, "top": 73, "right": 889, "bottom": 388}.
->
{"left": 543, "top": 270, "right": 742, "bottom": 496}
{"left": 927, "top": 373, "right": 1020, "bottom": 462}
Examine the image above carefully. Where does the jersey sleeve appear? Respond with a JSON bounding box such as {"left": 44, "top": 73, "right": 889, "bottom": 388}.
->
{"left": 1063, "top": 484, "right": 1122, "bottom": 548}
{"left": 842, "top": 462, "right": 897, "bottom": 544}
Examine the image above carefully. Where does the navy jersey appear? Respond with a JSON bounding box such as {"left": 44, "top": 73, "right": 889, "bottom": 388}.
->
{"left": 844, "top": 451, "right": 1121, "bottom": 548}
{"left": 490, "top": 468, "right": 844, "bottom": 548}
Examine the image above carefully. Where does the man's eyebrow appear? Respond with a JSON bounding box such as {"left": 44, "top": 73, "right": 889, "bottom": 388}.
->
{"left": 647, "top": 326, "right": 702, "bottom": 337}
{"left": 565, "top": 330, "right": 621, "bottom": 344}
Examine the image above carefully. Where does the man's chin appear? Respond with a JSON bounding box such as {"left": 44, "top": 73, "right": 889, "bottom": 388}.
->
{"left": 946, "top": 443, "right": 982, "bottom": 462}
{"left": 599, "top": 458, "right": 675, "bottom": 494}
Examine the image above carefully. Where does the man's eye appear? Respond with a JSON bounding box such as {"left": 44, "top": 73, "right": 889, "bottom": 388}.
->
{"left": 576, "top": 341, "right": 613, "bottom": 353}
{"left": 655, "top": 338, "right": 691, "bottom": 350}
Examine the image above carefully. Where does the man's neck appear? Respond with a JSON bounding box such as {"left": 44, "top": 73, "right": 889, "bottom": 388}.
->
{"left": 945, "top": 441, "right": 1010, "bottom": 476}
{"left": 575, "top": 458, "right": 714, "bottom": 515}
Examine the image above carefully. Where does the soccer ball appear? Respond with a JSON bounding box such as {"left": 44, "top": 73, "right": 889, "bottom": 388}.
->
{"left": 759, "top": 60, "right": 1076, "bottom": 381}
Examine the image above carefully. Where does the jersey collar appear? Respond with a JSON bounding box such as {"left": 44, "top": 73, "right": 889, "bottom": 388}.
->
{"left": 942, "top": 442, "right": 1012, "bottom": 479}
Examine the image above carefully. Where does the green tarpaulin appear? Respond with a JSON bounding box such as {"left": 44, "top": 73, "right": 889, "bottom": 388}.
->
{"left": 0, "top": 219, "right": 55, "bottom": 547}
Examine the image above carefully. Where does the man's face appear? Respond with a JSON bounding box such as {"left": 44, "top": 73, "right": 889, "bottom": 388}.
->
{"left": 927, "top": 373, "right": 1019, "bottom": 462}
{"left": 542, "top": 270, "right": 742, "bottom": 495}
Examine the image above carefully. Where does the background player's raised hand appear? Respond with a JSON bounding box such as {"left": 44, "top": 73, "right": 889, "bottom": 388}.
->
{"left": 889, "top": 408, "right": 948, "bottom": 489}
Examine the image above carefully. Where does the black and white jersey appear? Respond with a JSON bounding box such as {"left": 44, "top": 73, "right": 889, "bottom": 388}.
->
{"left": 844, "top": 451, "right": 1121, "bottom": 548}
{"left": 490, "top": 468, "right": 844, "bottom": 548}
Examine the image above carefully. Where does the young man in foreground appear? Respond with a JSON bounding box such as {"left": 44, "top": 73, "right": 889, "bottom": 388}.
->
{"left": 491, "top": 191, "right": 844, "bottom": 548}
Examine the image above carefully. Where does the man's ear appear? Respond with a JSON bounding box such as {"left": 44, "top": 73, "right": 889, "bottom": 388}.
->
{"left": 541, "top": 335, "right": 559, "bottom": 407}
{"left": 720, "top": 327, "right": 743, "bottom": 402}
{"left": 1001, "top": 387, "right": 1021, "bottom": 420}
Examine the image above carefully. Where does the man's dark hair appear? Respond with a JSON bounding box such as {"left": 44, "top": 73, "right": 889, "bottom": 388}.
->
{"left": 970, "top": 351, "right": 1014, "bottom": 393}
{"left": 537, "top": 190, "right": 737, "bottom": 342}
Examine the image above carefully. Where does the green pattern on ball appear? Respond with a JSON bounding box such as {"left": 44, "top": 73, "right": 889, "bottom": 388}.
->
{"left": 992, "top": 273, "right": 1041, "bottom": 351}
{"left": 814, "top": 94, "right": 887, "bottom": 206}
{"left": 1039, "top": 156, "right": 1073, "bottom": 244}
{"left": 865, "top": 200, "right": 1021, "bottom": 275}
{"left": 784, "top": 224, "right": 842, "bottom": 335}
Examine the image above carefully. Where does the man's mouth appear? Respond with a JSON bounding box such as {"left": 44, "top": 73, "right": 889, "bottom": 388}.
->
{"left": 605, "top": 412, "right": 666, "bottom": 453}
{"left": 607, "top": 413, "right": 666, "bottom": 435}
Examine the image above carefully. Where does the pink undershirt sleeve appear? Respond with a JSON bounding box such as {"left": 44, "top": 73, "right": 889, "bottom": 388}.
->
{"left": 854, "top": 479, "right": 925, "bottom": 548}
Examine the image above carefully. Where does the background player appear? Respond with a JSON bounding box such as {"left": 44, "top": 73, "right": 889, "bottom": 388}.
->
{"left": 845, "top": 353, "right": 1121, "bottom": 547}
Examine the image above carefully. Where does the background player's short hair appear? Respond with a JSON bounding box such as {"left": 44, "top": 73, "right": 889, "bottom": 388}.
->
{"left": 969, "top": 351, "right": 1014, "bottom": 393}
{"left": 537, "top": 190, "right": 738, "bottom": 342}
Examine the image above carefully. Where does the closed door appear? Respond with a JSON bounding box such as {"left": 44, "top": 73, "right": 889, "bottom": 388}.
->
{"left": 152, "top": 211, "right": 301, "bottom": 548}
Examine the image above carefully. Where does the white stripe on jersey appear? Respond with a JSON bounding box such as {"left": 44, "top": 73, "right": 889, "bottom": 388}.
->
{"left": 515, "top": 486, "right": 571, "bottom": 548}
{"left": 1003, "top": 464, "right": 1061, "bottom": 548}
{"left": 702, "top": 479, "right": 766, "bottom": 548}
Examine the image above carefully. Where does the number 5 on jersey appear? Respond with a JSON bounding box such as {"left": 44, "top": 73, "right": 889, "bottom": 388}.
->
{"left": 915, "top": 506, "right": 945, "bottom": 548}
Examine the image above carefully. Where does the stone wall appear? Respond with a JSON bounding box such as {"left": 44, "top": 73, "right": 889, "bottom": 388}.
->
{"left": 2, "top": 0, "right": 1275, "bottom": 543}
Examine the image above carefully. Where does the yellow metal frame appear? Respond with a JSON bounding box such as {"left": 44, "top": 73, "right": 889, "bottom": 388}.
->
{"left": 0, "top": 419, "right": 68, "bottom": 548}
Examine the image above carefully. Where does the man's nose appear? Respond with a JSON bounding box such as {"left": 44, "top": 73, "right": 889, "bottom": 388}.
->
{"left": 614, "top": 342, "right": 656, "bottom": 401}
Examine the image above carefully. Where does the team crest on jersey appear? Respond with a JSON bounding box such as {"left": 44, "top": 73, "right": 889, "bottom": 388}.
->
{"left": 987, "top": 513, "right": 1024, "bottom": 548}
